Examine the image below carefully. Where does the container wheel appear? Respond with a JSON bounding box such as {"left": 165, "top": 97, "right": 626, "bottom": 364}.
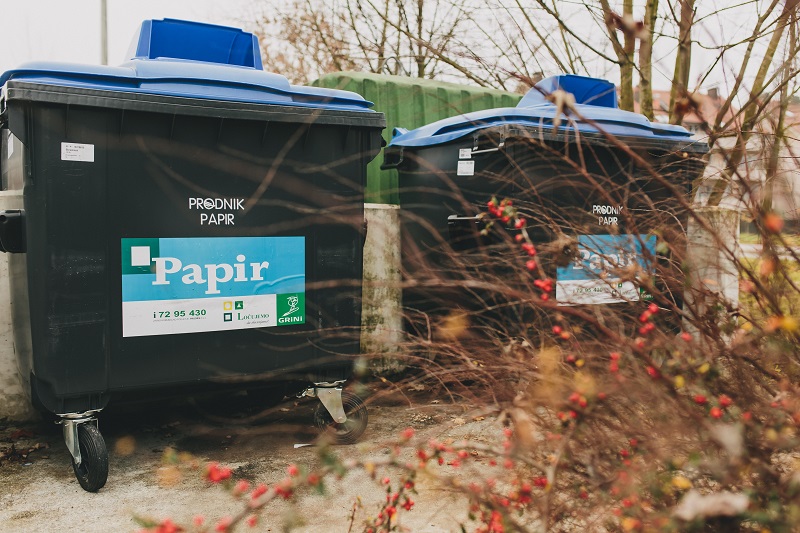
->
{"left": 71, "top": 423, "right": 109, "bottom": 492}
{"left": 313, "top": 391, "right": 368, "bottom": 444}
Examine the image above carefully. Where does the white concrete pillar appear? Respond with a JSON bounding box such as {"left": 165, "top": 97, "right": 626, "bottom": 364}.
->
{"left": 362, "top": 204, "right": 404, "bottom": 373}
{"left": 0, "top": 252, "right": 35, "bottom": 420}
{"left": 684, "top": 206, "right": 741, "bottom": 336}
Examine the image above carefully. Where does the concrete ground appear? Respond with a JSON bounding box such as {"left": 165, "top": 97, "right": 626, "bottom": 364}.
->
{"left": 0, "top": 392, "right": 503, "bottom": 532}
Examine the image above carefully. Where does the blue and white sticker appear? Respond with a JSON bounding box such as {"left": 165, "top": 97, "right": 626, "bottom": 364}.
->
{"left": 121, "top": 237, "right": 305, "bottom": 337}
{"left": 555, "top": 234, "right": 655, "bottom": 305}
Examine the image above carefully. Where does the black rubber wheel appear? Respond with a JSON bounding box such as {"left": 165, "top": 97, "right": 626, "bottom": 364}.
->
{"left": 71, "top": 423, "right": 108, "bottom": 492}
{"left": 313, "top": 391, "right": 368, "bottom": 444}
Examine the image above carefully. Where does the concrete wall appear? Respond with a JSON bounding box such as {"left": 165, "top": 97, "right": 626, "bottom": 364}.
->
{"left": 0, "top": 252, "right": 35, "bottom": 421}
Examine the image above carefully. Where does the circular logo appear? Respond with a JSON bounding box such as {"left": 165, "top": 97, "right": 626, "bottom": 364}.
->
{"left": 203, "top": 198, "right": 215, "bottom": 210}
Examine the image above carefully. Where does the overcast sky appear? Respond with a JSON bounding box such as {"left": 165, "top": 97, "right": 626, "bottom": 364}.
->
{"left": 0, "top": 1, "right": 254, "bottom": 73}
{"left": 0, "top": 0, "right": 775, "bottom": 99}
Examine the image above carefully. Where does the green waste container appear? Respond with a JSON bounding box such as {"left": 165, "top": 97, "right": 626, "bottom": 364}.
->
{"left": 313, "top": 72, "right": 521, "bottom": 204}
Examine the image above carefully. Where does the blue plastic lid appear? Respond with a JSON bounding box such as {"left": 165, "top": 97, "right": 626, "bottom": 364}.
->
{"left": 128, "top": 18, "right": 263, "bottom": 69}
{"left": 0, "top": 19, "right": 375, "bottom": 113}
{"left": 389, "top": 74, "right": 695, "bottom": 147}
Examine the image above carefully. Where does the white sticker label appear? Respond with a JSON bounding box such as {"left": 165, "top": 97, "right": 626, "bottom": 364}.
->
{"left": 122, "top": 294, "right": 278, "bottom": 337}
{"left": 61, "top": 142, "right": 95, "bottom": 162}
{"left": 7, "top": 132, "right": 13, "bottom": 159}
{"left": 457, "top": 160, "right": 475, "bottom": 176}
{"left": 458, "top": 148, "right": 472, "bottom": 159}
{"left": 556, "top": 279, "right": 640, "bottom": 306}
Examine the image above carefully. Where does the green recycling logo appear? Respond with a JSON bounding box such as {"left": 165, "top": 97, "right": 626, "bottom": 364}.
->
{"left": 277, "top": 293, "right": 305, "bottom": 325}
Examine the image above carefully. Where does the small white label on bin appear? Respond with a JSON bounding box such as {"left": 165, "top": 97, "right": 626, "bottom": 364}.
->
{"left": 61, "top": 142, "right": 95, "bottom": 162}
{"left": 458, "top": 148, "right": 472, "bottom": 159}
{"left": 457, "top": 160, "right": 475, "bottom": 176}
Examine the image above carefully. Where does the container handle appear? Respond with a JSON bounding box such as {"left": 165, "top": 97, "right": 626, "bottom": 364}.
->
{"left": 470, "top": 142, "right": 505, "bottom": 155}
{"left": 380, "top": 146, "right": 404, "bottom": 170}
{"left": 0, "top": 210, "right": 25, "bottom": 253}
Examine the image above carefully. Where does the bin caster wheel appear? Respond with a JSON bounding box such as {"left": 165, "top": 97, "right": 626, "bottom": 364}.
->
{"left": 313, "top": 391, "right": 368, "bottom": 444}
{"left": 71, "top": 424, "right": 108, "bottom": 492}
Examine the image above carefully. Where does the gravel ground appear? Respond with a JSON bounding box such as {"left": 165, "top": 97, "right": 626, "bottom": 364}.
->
{"left": 0, "top": 391, "right": 504, "bottom": 532}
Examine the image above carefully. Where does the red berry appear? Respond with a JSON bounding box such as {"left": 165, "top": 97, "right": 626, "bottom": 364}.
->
{"left": 610, "top": 352, "right": 621, "bottom": 361}
{"left": 680, "top": 332, "right": 692, "bottom": 342}
{"left": 514, "top": 218, "right": 526, "bottom": 229}
{"left": 646, "top": 366, "right": 659, "bottom": 378}
{"left": 693, "top": 394, "right": 707, "bottom": 405}
{"left": 709, "top": 407, "right": 723, "bottom": 419}
{"left": 526, "top": 259, "right": 537, "bottom": 271}
{"left": 648, "top": 303, "right": 659, "bottom": 314}
{"left": 515, "top": 234, "right": 524, "bottom": 242}
{"left": 552, "top": 326, "right": 563, "bottom": 334}
{"left": 568, "top": 392, "right": 580, "bottom": 403}
{"left": 764, "top": 212, "right": 784, "bottom": 233}
{"left": 719, "top": 395, "right": 733, "bottom": 408}
{"left": 250, "top": 484, "right": 268, "bottom": 500}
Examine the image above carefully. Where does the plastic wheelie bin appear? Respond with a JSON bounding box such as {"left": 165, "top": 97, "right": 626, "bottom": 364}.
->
{"left": 0, "top": 19, "right": 384, "bottom": 491}
{"left": 382, "top": 74, "right": 707, "bottom": 332}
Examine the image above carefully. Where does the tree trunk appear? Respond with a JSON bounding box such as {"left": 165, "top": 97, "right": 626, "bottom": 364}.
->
{"left": 669, "top": 0, "right": 694, "bottom": 125}
{"left": 599, "top": 0, "right": 635, "bottom": 112}
{"left": 619, "top": 0, "right": 635, "bottom": 111}
{"left": 638, "top": 0, "right": 659, "bottom": 120}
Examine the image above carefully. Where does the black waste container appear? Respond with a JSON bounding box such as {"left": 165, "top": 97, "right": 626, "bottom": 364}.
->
{"left": 0, "top": 19, "right": 384, "bottom": 491}
{"left": 383, "top": 75, "right": 707, "bottom": 337}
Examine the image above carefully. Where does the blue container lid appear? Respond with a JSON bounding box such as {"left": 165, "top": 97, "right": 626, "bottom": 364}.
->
{"left": 389, "top": 74, "right": 700, "bottom": 148}
{"left": 0, "top": 19, "right": 375, "bottom": 113}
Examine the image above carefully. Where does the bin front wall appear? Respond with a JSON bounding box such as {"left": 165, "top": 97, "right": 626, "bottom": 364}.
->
{"left": 6, "top": 97, "right": 381, "bottom": 414}
{"left": 396, "top": 135, "right": 705, "bottom": 321}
